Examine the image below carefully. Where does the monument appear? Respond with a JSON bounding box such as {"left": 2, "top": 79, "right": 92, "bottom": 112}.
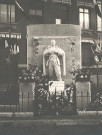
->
{"left": 27, "top": 24, "right": 81, "bottom": 83}
{"left": 27, "top": 24, "right": 81, "bottom": 110}
{"left": 43, "top": 39, "right": 66, "bottom": 81}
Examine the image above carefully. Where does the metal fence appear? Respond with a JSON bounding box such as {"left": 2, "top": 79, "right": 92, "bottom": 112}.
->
{"left": 0, "top": 87, "right": 76, "bottom": 115}
{"left": 0, "top": 85, "right": 102, "bottom": 115}
{"left": 0, "top": 92, "right": 33, "bottom": 112}
{"left": 76, "top": 91, "right": 102, "bottom": 111}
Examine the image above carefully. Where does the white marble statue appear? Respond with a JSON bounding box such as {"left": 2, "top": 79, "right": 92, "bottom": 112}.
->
{"left": 43, "top": 39, "right": 66, "bottom": 81}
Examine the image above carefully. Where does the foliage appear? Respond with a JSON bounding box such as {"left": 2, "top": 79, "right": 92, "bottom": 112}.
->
{"left": 19, "top": 64, "right": 76, "bottom": 115}
{"left": 18, "top": 64, "right": 49, "bottom": 84}
{"left": 34, "top": 82, "right": 76, "bottom": 116}
{"left": 69, "top": 68, "right": 91, "bottom": 82}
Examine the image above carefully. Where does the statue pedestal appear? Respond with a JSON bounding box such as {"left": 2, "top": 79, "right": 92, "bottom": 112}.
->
{"left": 76, "top": 82, "right": 91, "bottom": 111}
{"left": 19, "top": 83, "right": 35, "bottom": 112}
{"left": 49, "top": 81, "right": 64, "bottom": 95}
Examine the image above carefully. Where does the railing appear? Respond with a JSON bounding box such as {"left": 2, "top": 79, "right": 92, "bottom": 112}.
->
{"left": 0, "top": 92, "right": 74, "bottom": 114}
{"left": 0, "top": 86, "right": 102, "bottom": 115}
{"left": 0, "top": 92, "right": 33, "bottom": 112}
{"left": 34, "top": 89, "right": 76, "bottom": 116}
{"left": 0, "top": 90, "right": 76, "bottom": 115}
{"left": 76, "top": 91, "right": 102, "bottom": 111}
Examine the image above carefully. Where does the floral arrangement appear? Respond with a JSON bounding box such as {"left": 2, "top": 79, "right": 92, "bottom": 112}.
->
{"left": 19, "top": 64, "right": 76, "bottom": 115}
{"left": 70, "top": 68, "right": 91, "bottom": 82}
{"left": 34, "top": 82, "right": 76, "bottom": 116}
{"left": 18, "top": 64, "right": 49, "bottom": 85}
{"left": 65, "top": 83, "right": 75, "bottom": 104}
{"left": 49, "top": 93, "right": 68, "bottom": 115}
{"left": 18, "top": 64, "right": 37, "bottom": 83}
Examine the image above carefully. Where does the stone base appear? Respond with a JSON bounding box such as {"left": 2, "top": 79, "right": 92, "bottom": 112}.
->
{"left": 19, "top": 83, "right": 35, "bottom": 111}
{"left": 76, "top": 82, "right": 91, "bottom": 110}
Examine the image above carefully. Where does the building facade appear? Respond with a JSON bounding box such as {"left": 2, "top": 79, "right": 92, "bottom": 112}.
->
{"left": 0, "top": 0, "right": 102, "bottom": 66}
{"left": 0, "top": 0, "right": 102, "bottom": 105}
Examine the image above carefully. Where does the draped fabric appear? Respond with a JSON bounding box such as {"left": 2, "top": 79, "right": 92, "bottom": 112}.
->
{"left": 93, "top": 0, "right": 102, "bottom": 18}
{"left": 0, "top": 37, "right": 19, "bottom": 104}
{"left": 6, "top": 38, "right": 17, "bottom": 46}
{"left": 43, "top": 46, "right": 66, "bottom": 81}
{"left": 0, "top": 49, "right": 19, "bottom": 83}
{"left": 0, "top": 48, "right": 9, "bottom": 83}
{"left": 0, "top": 38, "right": 5, "bottom": 49}
{"left": 0, "top": 38, "right": 19, "bottom": 83}
{"left": 0, "top": 38, "right": 17, "bottom": 48}
{"left": 82, "top": 43, "right": 94, "bottom": 66}
{"left": 95, "top": 3, "right": 102, "bottom": 18}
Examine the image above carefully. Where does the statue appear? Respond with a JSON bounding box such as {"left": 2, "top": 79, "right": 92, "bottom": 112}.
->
{"left": 43, "top": 39, "right": 66, "bottom": 81}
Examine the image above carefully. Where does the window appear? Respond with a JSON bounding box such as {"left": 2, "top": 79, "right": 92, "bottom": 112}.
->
{"left": 97, "top": 1, "right": 102, "bottom": 31}
{"left": 77, "top": 0, "right": 93, "bottom": 7}
{"left": 54, "top": 0, "right": 62, "bottom": 3}
{"left": 29, "top": 9, "right": 42, "bottom": 16}
{"left": 0, "top": 4, "right": 15, "bottom": 23}
{"left": 62, "top": 0, "right": 71, "bottom": 4}
{"left": 29, "top": 9, "right": 36, "bottom": 15}
{"left": 41, "top": 0, "right": 71, "bottom": 5}
{"left": 55, "top": 19, "right": 62, "bottom": 24}
{"left": 36, "top": 10, "right": 42, "bottom": 16}
{"left": 52, "top": 0, "right": 71, "bottom": 4}
{"left": 79, "top": 8, "right": 89, "bottom": 29}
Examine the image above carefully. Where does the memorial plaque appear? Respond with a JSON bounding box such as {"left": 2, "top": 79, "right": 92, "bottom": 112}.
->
{"left": 49, "top": 81, "right": 64, "bottom": 95}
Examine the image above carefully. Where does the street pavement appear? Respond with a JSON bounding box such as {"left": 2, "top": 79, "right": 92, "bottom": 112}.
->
{"left": 0, "top": 115, "right": 101, "bottom": 135}
{"left": 0, "top": 115, "right": 102, "bottom": 127}
{"left": 0, "top": 125, "right": 102, "bottom": 135}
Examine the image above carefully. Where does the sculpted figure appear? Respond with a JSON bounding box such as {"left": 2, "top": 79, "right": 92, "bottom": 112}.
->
{"left": 43, "top": 39, "right": 66, "bottom": 81}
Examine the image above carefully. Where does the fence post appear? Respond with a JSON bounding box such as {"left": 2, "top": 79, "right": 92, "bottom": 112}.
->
{"left": 49, "top": 91, "right": 50, "bottom": 102}
{"left": 3, "top": 104, "right": 5, "bottom": 112}
{"left": 22, "top": 92, "right": 23, "bottom": 112}
{"left": 34, "top": 87, "right": 38, "bottom": 116}
{"left": 81, "top": 91, "right": 83, "bottom": 110}
{"left": 16, "top": 104, "right": 17, "bottom": 112}
{"left": 87, "top": 91, "right": 88, "bottom": 110}
{"left": 3, "top": 94, "right": 5, "bottom": 111}
{"left": 61, "top": 91, "right": 63, "bottom": 115}
{"left": 33, "top": 85, "right": 35, "bottom": 118}
{"left": 73, "top": 85, "right": 77, "bottom": 114}
{"left": 48, "top": 91, "right": 50, "bottom": 115}
{"left": 28, "top": 92, "right": 29, "bottom": 112}
{"left": 55, "top": 88, "right": 56, "bottom": 116}
{"left": 10, "top": 104, "right": 11, "bottom": 112}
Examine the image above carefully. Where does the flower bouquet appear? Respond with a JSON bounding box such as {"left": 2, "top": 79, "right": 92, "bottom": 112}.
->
{"left": 70, "top": 69, "right": 91, "bottom": 82}
{"left": 18, "top": 64, "right": 38, "bottom": 83}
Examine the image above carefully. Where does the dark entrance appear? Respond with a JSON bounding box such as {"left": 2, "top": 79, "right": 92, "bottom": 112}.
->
{"left": 0, "top": 38, "right": 19, "bottom": 105}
